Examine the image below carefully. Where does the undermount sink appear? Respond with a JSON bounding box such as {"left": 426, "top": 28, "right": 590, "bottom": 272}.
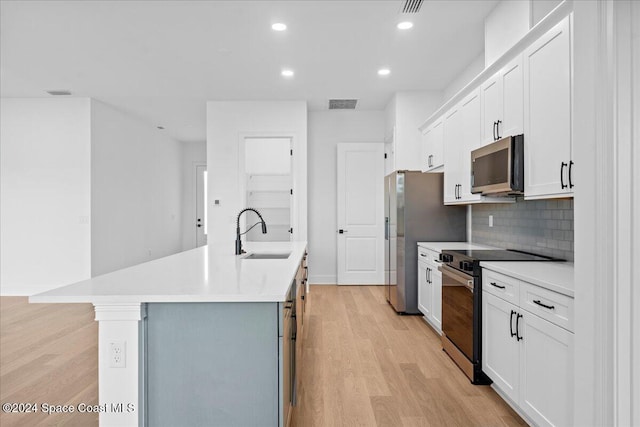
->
{"left": 243, "top": 252, "right": 291, "bottom": 260}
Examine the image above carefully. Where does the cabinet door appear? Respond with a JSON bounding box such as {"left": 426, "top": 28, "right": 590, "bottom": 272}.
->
{"left": 524, "top": 16, "right": 572, "bottom": 199}
{"left": 482, "top": 292, "right": 520, "bottom": 403}
{"left": 431, "top": 119, "right": 444, "bottom": 169}
{"left": 417, "top": 263, "right": 431, "bottom": 318}
{"left": 458, "top": 89, "right": 482, "bottom": 203}
{"left": 501, "top": 55, "right": 524, "bottom": 138}
{"left": 519, "top": 312, "right": 573, "bottom": 427}
{"left": 420, "top": 127, "right": 430, "bottom": 172}
{"left": 443, "top": 106, "right": 462, "bottom": 204}
{"left": 430, "top": 266, "right": 443, "bottom": 333}
{"left": 481, "top": 72, "right": 502, "bottom": 145}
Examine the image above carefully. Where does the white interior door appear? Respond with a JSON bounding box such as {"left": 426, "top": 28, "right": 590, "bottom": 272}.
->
{"left": 337, "top": 143, "right": 384, "bottom": 285}
{"left": 195, "top": 165, "right": 208, "bottom": 247}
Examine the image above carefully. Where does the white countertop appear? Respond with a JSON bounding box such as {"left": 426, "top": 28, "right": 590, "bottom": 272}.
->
{"left": 417, "top": 241, "right": 497, "bottom": 252}
{"left": 480, "top": 261, "right": 575, "bottom": 298}
{"left": 29, "top": 242, "right": 307, "bottom": 304}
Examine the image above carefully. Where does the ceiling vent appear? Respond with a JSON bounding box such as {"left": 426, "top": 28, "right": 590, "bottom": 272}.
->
{"left": 400, "top": 0, "right": 424, "bottom": 14}
{"left": 329, "top": 99, "right": 358, "bottom": 110}
{"left": 46, "top": 90, "right": 72, "bottom": 96}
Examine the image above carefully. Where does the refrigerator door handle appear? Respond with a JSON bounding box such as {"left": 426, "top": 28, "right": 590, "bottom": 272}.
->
{"left": 385, "top": 217, "right": 389, "bottom": 240}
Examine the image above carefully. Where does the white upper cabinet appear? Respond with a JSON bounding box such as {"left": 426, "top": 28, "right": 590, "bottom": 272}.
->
{"left": 443, "top": 89, "right": 512, "bottom": 205}
{"left": 524, "top": 15, "right": 573, "bottom": 199}
{"left": 443, "top": 106, "right": 462, "bottom": 204}
{"left": 458, "top": 89, "right": 482, "bottom": 203}
{"left": 421, "top": 118, "right": 444, "bottom": 172}
{"left": 481, "top": 55, "right": 524, "bottom": 146}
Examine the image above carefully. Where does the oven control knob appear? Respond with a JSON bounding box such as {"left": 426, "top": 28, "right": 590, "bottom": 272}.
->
{"left": 442, "top": 254, "right": 453, "bottom": 263}
{"left": 460, "top": 261, "right": 473, "bottom": 272}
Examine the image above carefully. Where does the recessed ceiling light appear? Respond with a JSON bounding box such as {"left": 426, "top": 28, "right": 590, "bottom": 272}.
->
{"left": 397, "top": 21, "right": 414, "bottom": 30}
{"left": 46, "top": 90, "right": 72, "bottom": 96}
{"left": 281, "top": 69, "right": 294, "bottom": 78}
{"left": 378, "top": 68, "right": 391, "bottom": 76}
{"left": 272, "top": 23, "right": 287, "bottom": 31}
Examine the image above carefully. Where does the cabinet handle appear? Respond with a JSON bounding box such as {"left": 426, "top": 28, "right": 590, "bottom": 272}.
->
{"left": 496, "top": 120, "right": 502, "bottom": 140}
{"left": 420, "top": 253, "right": 427, "bottom": 257}
{"left": 516, "top": 313, "right": 523, "bottom": 341}
{"left": 560, "top": 162, "right": 568, "bottom": 189}
{"left": 490, "top": 282, "right": 506, "bottom": 289}
{"left": 569, "top": 161, "right": 574, "bottom": 189}
{"left": 493, "top": 121, "right": 497, "bottom": 141}
{"left": 533, "top": 299, "right": 555, "bottom": 310}
{"left": 510, "top": 310, "right": 516, "bottom": 337}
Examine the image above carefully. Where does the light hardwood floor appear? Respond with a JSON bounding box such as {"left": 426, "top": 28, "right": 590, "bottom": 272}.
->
{"left": 293, "top": 286, "right": 527, "bottom": 427}
{"left": 1, "top": 287, "right": 526, "bottom": 427}
{"left": 0, "top": 297, "right": 98, "bottom": 427}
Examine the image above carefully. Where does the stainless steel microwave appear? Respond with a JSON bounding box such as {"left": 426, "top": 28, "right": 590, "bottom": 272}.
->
{"left": 471, "top": 135, "right": 524, "bottom": 196}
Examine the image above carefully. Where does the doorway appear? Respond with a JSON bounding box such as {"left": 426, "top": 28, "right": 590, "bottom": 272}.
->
{"left": 243, "top": 137, "right": 293, "bottom": 242}
{"left": 195, "top": 164, "right": 207, "bottom": 247}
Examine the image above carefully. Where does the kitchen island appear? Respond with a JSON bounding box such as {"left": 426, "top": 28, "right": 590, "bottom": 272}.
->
{"left": 30, "top": 242, "right": 308, "bottom": 427}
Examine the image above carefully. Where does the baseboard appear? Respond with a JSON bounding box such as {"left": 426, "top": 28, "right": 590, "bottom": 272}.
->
{"left": 308, "top": 275, "right": 336, "bottom": 285}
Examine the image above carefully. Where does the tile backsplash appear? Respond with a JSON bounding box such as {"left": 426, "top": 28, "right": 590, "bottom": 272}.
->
{"left": 471, "top": 198, "right": 574, "bottom": 261}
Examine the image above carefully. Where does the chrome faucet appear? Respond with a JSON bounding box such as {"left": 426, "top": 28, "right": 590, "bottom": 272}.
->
{"left": 235, "top": 208, "right": 267, "bottom": 255}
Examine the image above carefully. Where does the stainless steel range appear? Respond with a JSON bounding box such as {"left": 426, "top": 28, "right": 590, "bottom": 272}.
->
{"left": 438, "top": 249, "right": 562, "bottom": 384}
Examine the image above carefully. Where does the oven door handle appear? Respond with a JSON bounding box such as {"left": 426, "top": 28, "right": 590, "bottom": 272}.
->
{"left": 438, "top": 264, "right": 474, "bottom": 291}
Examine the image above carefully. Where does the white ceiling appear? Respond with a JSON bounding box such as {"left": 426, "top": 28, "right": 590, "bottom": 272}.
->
{"left": 0, "top": 0, "right": 498, "bottom": 142}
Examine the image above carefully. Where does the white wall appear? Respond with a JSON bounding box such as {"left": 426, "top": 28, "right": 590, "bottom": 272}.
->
{"left": 180, "top": 141, "right": 206, "bottom": 251}
{"left": 307, "top": 110, "right": 385, "bottom": 284}
{"left": 0, "top": 98, "right": 91, "bottom": 295}
{"left": 206, "top": 101, "right": 307, "bottom": 250}
{"left": 442, "top": 53, "right": 486, "bottom": 103}
{"left": 90, "top": 100, "right": 183, "bottom": 276}
{"left": 484, "top": 0, "right": 530, "bottom": 67}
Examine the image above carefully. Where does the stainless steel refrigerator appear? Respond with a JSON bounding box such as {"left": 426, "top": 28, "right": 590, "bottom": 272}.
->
{"left": 385, "top": 171, "right": 467, "bottom": 314}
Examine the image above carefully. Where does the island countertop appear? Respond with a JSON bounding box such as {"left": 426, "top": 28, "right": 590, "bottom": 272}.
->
{"left": 29, "top": 241, "right": 308, "bottom": 304}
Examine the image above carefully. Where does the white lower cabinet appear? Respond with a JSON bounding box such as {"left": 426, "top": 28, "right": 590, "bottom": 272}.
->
{"left": 482, "top": 270, "right": 573, "bottom": 427}
{"left": 520, "top": 312, "right": 573, "bottom": 427}
{"left": 483, "top": 292, "right": 520, "bottom": 402}
{"left": 417, "top": 247, "right": 442, "bottom": 334}
{"left": 417, "top": 260, "right": 432, "bottom": 319}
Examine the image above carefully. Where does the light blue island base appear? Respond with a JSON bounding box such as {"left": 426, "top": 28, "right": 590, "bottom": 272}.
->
{"left": 145, "top": 302, "right": 286, "bottom": 427}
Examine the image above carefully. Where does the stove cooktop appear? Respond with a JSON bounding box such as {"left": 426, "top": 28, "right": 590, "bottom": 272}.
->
{"left": 444, "top": 249, "right": 563, "bottom": 262}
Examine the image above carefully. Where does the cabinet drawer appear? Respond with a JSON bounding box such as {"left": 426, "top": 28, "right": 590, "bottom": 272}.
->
{"left": 483, "top": 269, "right": 520, "bottom": 305}
{"left": 418, "top": 247, "right": 432, "bottom": 264}
{"left": 520, "top": 281, "right": 574, "bottom": 332}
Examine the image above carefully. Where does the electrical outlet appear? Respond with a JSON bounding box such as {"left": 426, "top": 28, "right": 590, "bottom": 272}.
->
{"left": 489, "top": 215, "right": 494, "bottom": 227}
{"left": 109, "top": 341, "right": 126, "bottom": 368}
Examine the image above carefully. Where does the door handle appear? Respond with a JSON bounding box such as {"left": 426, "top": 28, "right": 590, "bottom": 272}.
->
{"left": 533, "top": 299, "right": 555, "bottom": 310}
{"left": 510, "top": 310, "right": 517, "bottom": 337}
{"left": 560, "top": 162, "right": 568, "bottom": 189}
{"left": 338, "top": 229, "right": 348, "bottom": 234}
{"left": 489, "top": 282, "right": 505, "bottom": 289}
{"left": 496, "top": 120, "right": 502, "bottom": 139}
{"left": 516, "top": 313, "right": 523, "bottom": 341}
{"left": 493, "top": 121, "right": 497, "bottom": 141}
{"left": 569, "top": 160, "right": 574, "bottom": 189}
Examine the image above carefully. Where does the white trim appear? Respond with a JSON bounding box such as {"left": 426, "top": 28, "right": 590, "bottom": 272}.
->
{"left": 94, "top": 303, "right": 145, "bottom": 321}
{"left": 93, "top": 303, "right": 144, "bottom": 426}
{"left": 308, "top": 274, "right": 336, "bottom": 285}
{"left": 631, "top": 5, "right": 640, "bottom": 425}
{"left": 573, "top": 1, "right": 638, "bottom": 425}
